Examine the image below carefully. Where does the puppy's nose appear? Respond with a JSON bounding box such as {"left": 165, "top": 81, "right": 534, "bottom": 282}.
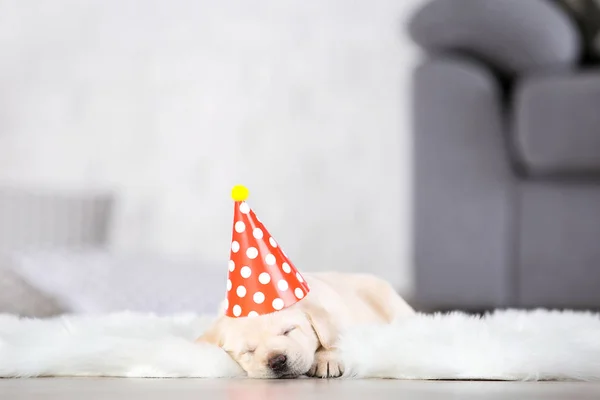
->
{"left": 267, "top": 354, "right": 287, "bottom": 372}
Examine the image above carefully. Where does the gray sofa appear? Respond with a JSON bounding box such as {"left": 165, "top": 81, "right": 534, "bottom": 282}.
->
{"left": 410, "top": 0, "right": 600, "bottom": 311}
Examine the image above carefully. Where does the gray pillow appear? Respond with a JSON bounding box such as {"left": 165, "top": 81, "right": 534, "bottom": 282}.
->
{"left": 9, "top": 249, "right": 226, "bottom": 315}
{"left": 0, "top": 258, "right": 64, "bottom": 317}
{"left": 556, "top": 0, "right": 600, "bottom": 63}
{"left": 408, "top": 0, "right": 581, "bottom": 76}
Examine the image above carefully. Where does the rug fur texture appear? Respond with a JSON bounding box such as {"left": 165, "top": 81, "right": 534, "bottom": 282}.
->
{"left": 1, "top": 309, "right": 599, "bottom": 380}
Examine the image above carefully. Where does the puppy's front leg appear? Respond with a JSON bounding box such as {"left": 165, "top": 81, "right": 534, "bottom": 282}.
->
{"left": 307, "top": 348, "right": 344, "bottom": 378}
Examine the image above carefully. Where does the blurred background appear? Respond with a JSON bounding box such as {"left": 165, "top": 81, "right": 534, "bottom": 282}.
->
{"left": 1, "top": 0, "right": 599, "bottom": 317}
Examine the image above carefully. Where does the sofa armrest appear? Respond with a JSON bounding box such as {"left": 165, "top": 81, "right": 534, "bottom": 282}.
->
{"left": 408, "top": 0, "right": 581, "bottom": 76}
{"left": 412, "top": 57, "right": 516, "bottom": 310}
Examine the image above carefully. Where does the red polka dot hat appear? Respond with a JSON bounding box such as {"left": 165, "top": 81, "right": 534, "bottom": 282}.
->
{"left": 224, "top": 185, "right": 310, "bottom": 318}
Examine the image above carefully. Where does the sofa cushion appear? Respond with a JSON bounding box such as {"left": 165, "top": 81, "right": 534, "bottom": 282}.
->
{"left": 517, "top": 182, "right": 600, "bottom": 308}
{"left": 514, "top": 72, "right": 600, "bottom": 176}
{"left": 408, "top": 0, "right": 581, "bottom": 76}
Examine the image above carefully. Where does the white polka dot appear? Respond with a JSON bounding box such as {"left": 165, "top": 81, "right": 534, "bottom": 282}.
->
{"left": 258, "top": 272, "right": 271, "bottom": 284}
{"left": 253, "top": 291, "right": 265, "bottom": 304}
{"left": 246, "top": 247, "right": 258, "bottom": 259}
{"left": 269, "top": 237, "right": 278, "bottom": 248}
{"left": 240, "top": 266, "right": 252, "bottom": 278}
{"left": 277, "top": 279, "right": 289, "bottom": 291}
{"left": 231, "top": 241, "right": 240, "bottom": 253}
{"left": 228, "top": 260, "right": 235, "bottom": 272}
{"left": 233, "top": 305, "right": 242, "bottom": 317}
{"left": 253, "top": 228, "right": 263, "bottom": 239}
{"left": 223, "top": 299, "right": 229, "bottom": 311}
{"left": 235, "top": 221, "right": 246, "bottom": 233}
{"left": 227, "top": 279, "right": 232, "bottom": 291}
{"left": 265, "top": 254, "right": 276, "bottom": 265}
{"left": 272, "top": 298, "right": 284, "bottom": 310}
{"left": 248, "top": 311, "right": 259, "bottom": 317}
{"left": 295, "top": 288, "right": 304, "bottom": 299}
{"left": 282, "top": 262, "right": 291, "bottom": 273}
{"left": 296, "top": 272, "right": 304, "bottom": 283}
{"left": 239, "top": 203, "right": 250, "bottom": 214}
{"left": 236, "top": 285, "right": 247, "bottom": 298}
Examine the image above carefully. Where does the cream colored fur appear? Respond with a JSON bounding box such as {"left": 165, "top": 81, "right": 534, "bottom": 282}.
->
{"left": 197, "top": 272, "right": 415, "bottom": 378}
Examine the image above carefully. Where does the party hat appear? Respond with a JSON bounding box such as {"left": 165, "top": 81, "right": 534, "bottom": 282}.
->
{"left": 224, "top": 185, "right": 310, "bottom": 318}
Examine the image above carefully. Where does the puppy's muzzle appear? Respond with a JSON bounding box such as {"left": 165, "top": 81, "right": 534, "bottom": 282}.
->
{"left": 267, "top": 354, "right": 288, "bottom": 373}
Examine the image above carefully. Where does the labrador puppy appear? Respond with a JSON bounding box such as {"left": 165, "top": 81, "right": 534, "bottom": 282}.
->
{"left": 197, "top": 272, "right": 415, "bottom": 378}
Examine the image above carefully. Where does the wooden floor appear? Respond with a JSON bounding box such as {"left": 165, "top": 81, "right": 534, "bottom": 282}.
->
{"left": 2, "top": 378, "right": 600, "bottom": 400}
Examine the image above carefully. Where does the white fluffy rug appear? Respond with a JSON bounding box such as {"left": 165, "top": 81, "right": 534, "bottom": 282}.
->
{"left": 1, "top": 309, "right": 600, "bottom": 380}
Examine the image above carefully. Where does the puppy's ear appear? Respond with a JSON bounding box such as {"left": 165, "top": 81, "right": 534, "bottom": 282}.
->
{"left": 303, "top": 302, "right": 339, "bottom": 350}
{"left": 196, "top": 319, "right": 224, "bottom": 347}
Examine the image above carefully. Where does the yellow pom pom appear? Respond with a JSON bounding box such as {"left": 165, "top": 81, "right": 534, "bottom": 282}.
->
{"left": 231, "top": 185, "right": 249, "bottom": 201}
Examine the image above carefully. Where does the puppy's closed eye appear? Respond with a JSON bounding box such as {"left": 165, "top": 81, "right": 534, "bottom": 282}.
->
{"left": 242, "top": 348, "right": 256, "bottom": 356}
{"left": 282, "top": 326, "right": 296, "bottom": 336}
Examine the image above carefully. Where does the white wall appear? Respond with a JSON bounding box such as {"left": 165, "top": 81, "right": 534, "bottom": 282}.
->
{"left": 0, "top": 0, "right": 422, "bottom": 295}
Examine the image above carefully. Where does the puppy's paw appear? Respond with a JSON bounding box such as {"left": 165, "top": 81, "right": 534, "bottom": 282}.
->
{"left": 307, "top": 349, "right": 344, "bottom": 378}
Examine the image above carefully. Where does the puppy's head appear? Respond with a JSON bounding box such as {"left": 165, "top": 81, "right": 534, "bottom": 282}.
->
{"left": 197, "top": 295, "right": 338, "bottom": 378}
